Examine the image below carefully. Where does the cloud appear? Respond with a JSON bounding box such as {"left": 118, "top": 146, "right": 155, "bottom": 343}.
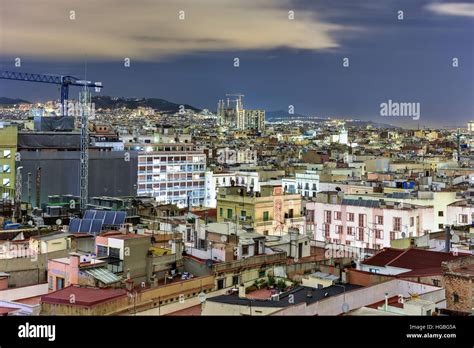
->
{"left": 0, "top": 0, "right": 351, "bottom": 61}
{"left": 426, "top": 2, "right": 474, "bottom": 17}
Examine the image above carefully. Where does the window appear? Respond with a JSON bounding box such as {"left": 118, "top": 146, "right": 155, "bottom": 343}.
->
{"left": 393, "top": 217, "right": 401, "bottom": 232}
{"left": 241, "top": 210, "right": 246, "bottom": 217}
{"left": 410, "top": 217, "right": 414, "bottom": 227}
{"left": 459, "top": 214, "right": 468, "bottom": 224}
{"left": 358, "top": 214, "right": 365, "bottom": 227}
{"left": 438, "top": 224, "right": 444, "bottom": 229}
{"left": 347, "top": 213, "right": 354, "bottom": 222}
{"left": 376, "top": 215, "right": 383, "bottom": 225}
{"left": 323, "top": 224, "right": 330, "bottom": 238}
{"left": 2, "top": 178, "right": 10, "bottom": 187}
{"left": 258, "top": 270, "right": 265, "bottom": 278}
{"left": 452, "top": 293, "right": 459, "bottom": 303}
{"left": 227, "top": 209, "right": 233, "bottom": 219}
{"left": 242, "top": 245, "right": 249, "bottom": 255}
{"left": 48, "top": 276, "right": 53, "bottom": 290}
{"left": 263, "top": 211, "right": 269, "bottom": 221}
{"left": 3, "top": 150, "right": 11, "bottom": 159}
{"left": 325, "top": 211, "right": 332, "bottom": 223}
{"left": 97, "top": 245, "right": 108, "bottom": 257}
{"left": 357, "top": 228, "right": 364, "bottom": 241}
{"left": 109, "top": 247, "right": 120, "bottom": 259}
{"left": 432, "top": 279, "right": 440, "bottom": 287}
{"left": 390, "top": 231, "right": 396, "bottom": 240}
{"left": 438, "top": 211, "right": 444, "bottom": 217}
{"left": 232, "top": 275, "right": 240, "bottom": 286}
{"left": 2, "top": 165, "right": 10, "bottom": 173}
{"left": 336, "top": 225, "right": 343, "bottom": 234}
{"left": 334, "top": 211, "right": 342, "bottom": 220}
{"left": 219, "top": 208, "right": 223, "bottom": 217}
{"left": 347, "top": 227, "right": 354, "bottom": 236}
{"left": 369, "top": 268, "right": 379, "bottom": 274}
{"left": 375, "top": 230, "right": 382, "bottom": 239}
{"left": 217, "top": 279, "right": 225, "bottom": 290}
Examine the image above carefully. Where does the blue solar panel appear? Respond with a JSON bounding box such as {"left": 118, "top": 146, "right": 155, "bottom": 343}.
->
{"left": 69, "top": 218, "right": 81, "bottom": 233}
{"left": 95, "top": 211, "right": 106, "bottom": 220}
{"left": 84, "top": 211, "right": 95, "bottom": 219}
{"left": 70, "top": 210, "right": 128, "bottom": 235}
{"left": 91, "top": 219, "right": 104, "bottom": 235}
{"left": 114, "top": 212, "right": 126, "bottom": 225}
{"left": 103, "top": 211, "right": 116, "bottom": 225}
{"left": 79, "top": 219, "right": 93, "bottom": 233}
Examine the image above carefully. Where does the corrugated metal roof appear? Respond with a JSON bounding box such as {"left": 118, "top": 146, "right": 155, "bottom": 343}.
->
{"left": 83, "top": 267, "right": 122, "bottom": 285}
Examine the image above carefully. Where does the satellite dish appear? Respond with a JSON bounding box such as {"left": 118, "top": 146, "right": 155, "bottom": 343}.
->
{"left": 198, "top": 292, "right": 206, "bottom": 303}
{"left": 451, "top": 234, "right": 460, "bottom": 243}
{"left": 220, "top": 235, "right": 227, "bottom": 243}
{"left": 401, "top": 232, "right": 406, "bottom": 238}
{"left": 450, "top": 230, "right": 455, "bottom": 236}
{"left": 28, "top": 220, "right": 33, "bottom": 226}
{"left": 168, "top": 240, "right": 173, "bottom": 245}
{"left": 342, "top": 302, "right": 349, "bottom": 313}
{"left": 56, "top": 219, "right": 62, "bottom": 226}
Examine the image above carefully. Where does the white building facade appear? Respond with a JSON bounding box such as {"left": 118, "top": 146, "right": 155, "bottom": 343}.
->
{"left": 305, "top": 198, "right": 434, "bottom": 250}
{"left": 137, "top": 143, "right": 206, "bottom": 208}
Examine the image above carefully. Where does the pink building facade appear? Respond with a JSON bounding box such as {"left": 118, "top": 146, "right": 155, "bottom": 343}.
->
{"left": 306, "top": 199, "right": 434, "bottom": 250}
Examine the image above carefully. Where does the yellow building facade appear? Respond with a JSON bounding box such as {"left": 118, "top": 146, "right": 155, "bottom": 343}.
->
{"left": 216, "top": 185, "right": 304, "bottom": 236}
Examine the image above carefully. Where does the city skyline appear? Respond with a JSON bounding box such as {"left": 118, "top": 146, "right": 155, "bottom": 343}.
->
{"left": 1, "top": 0, "right": 473, "bottom": 127}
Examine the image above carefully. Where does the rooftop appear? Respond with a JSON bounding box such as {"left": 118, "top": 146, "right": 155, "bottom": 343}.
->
{"left": 208, "top": 284, "right": 362, "bottom": 308}
{"left": 41, "top": 285, "right": 127, "bottom": 307}
{"left": 362, "top": 248, "right": 467, "bottom": 276}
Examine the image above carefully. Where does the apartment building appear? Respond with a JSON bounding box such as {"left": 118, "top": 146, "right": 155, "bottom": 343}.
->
{"left": 282, "top": 170, "right": 320, "bottom": 198}
{"left": 447, "top": 199, "right": 474, "bottom": 226}
{"left": 216, "top": 185, "right": 304, "bottom": 236}
{"left": 306, "top": 192, "right": 433, "bottom": 249}
{"left": 204, "top": 171, "right": 261, "bottom": 208}
{"left": 136, "top": 143, "right": 206, "bottom": 207}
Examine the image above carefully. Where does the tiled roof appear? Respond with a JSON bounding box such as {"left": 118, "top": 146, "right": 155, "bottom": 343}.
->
{"left": 41, "top": 285, "right": 126, "bottom": 307}
{"left": 362, "top": 248, "right": 467, "bottom": 276}
{"left": 361, "top": 248, "right": 405, "bottom": 267}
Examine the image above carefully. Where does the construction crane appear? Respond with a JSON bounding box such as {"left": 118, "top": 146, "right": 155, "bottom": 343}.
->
{"left": 0, "top": 70, "right": 103, "bottom": 215}
{"left": 0, "top": 70, "right": 102, "bottom": 116}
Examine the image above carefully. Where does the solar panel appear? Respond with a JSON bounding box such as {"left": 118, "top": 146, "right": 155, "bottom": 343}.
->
{"left": 69, "top": 218, "right": 81, "bottom": 233}
{"left": 114, "top": 212, "right": 126, "bottom": 225}
{"left": 103, "top": 211, "right": 116, "bottom": 225}
{"left": 91, "top": 219, "right": 104, "bottom": 235}
{"left": 95, "top": 210, "right": 106, "bottom": 220}
{"left": 84, "top": 210, "right": 95, "bottom": 219}
{"left": 79, "top": 219, "right": 93, "bottom": 233}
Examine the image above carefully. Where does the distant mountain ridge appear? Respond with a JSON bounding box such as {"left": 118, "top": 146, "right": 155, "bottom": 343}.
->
{"left": 0, "top": 97, "right": 31, "bottom": 105}
{"left": 91, "top": 96, "right": 201, "bottom": 113}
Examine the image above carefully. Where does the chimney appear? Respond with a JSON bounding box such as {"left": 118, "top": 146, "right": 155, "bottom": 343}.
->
{"left": 238, "top": 284, "right": 246, "bottom": 298}
{"left": 69, "top": 252, "right": 80, "bottom": 269}
{"left": 444, "top": 225, "right": 451, "bottom": 253}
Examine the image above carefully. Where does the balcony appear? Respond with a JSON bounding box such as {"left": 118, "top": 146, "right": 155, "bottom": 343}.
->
{"left": 285, "top": 217, "right": 305, "bottom": 225}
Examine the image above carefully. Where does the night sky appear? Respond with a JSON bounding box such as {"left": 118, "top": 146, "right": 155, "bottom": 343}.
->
{"left": 0, "top": 0, "right": 473, "bottom": 127}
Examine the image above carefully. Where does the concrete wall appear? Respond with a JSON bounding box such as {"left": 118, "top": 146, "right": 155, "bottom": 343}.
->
{"left": 272, "top": 279, "right": 440, "bottom": 316}
{"left": 0, "top": 249, "right": 71, "bottom": 287}
{"left": 19, "top": 150, "right": 138, "bottom": 205}
{"left": 0, "top": 283, "right": 48, "bottom": 301}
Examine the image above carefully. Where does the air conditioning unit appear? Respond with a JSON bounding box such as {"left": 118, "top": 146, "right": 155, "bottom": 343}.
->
{"left": 271, "top": 293, "right": 280, "bottom": 301}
